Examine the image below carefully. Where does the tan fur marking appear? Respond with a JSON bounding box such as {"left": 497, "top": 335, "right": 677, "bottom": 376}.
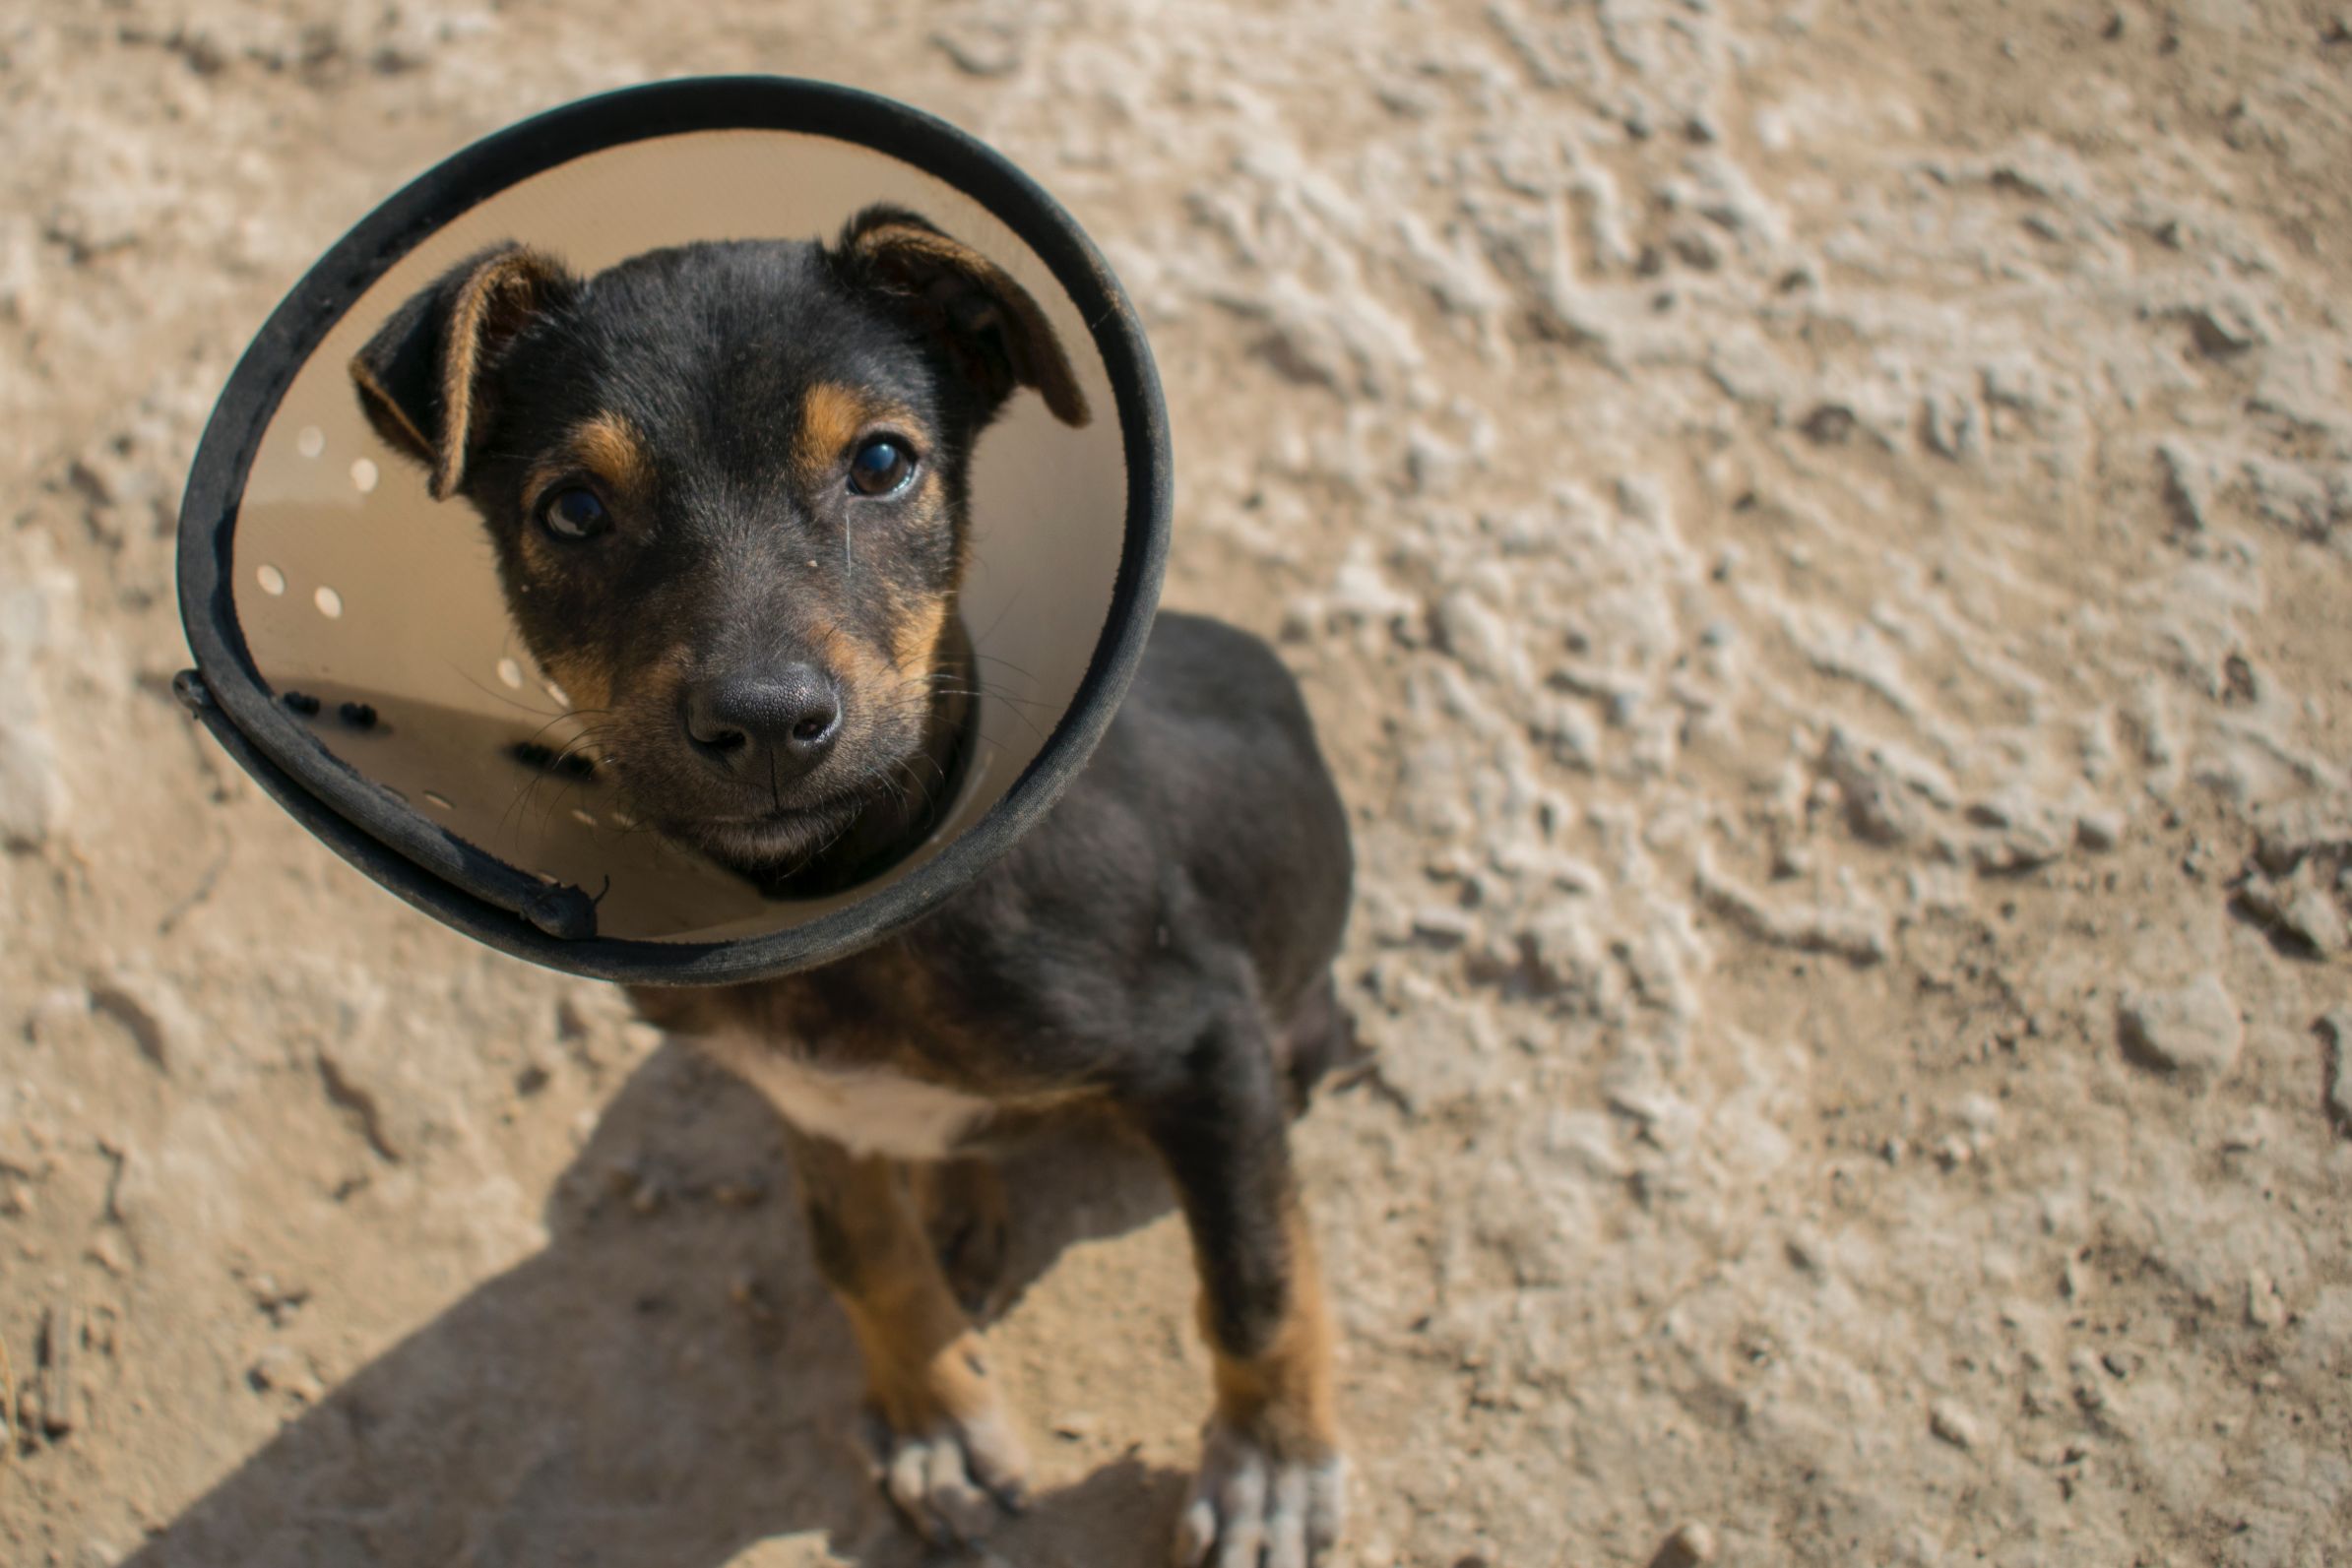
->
{"left": 429, "top": 248, "right": 566, "bottom": 499}
{"left": 890, "top": 594, "right": 950, "bottom": 678}
{"left": 845, "top": 1276, "right": 997, "bottom": 1433}
{"left": 571, "top": 412, "right": 653, "bottom": 500}
{"left": 788, "top": 1141, "right": 999, "bottom": 1432}
{"left": 512, "top": 415, "right": 656, "bottom": 642}
{"left": 521, "top": 413, "right": 654, "bottom": 516}
{"left": 794, "top": 383, "right": 933, "bottom": 490}
{"left": 1205, "top": 1206, "right": 1340, "bottom": 1459}
{"left": 431, "top": 265, "right": 498, "bottom": 498}
{"left": 537, "top": 651, "right": 614, "bottom": 718}
{"left": 797, "top": 382, "right": 868, "bottom": 483}
{"left": 812, "top": 618, "right": 892, "bottom": 705}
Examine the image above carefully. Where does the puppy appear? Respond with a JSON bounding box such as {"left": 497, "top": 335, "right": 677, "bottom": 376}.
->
{"left": 350, "top": 207, "right": 1355, "bottom": 1565}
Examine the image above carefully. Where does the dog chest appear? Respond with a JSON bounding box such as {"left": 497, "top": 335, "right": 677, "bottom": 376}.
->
{"left": 700, "top": 1030, "right": 988, "bottom": 1161}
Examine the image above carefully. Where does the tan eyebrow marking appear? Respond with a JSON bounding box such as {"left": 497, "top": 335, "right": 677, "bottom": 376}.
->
{"left": 799, "top": 383, "right": 867, "bottom": 480}
{"left": 795, "top": 383, "right": 928, "bottom": 487}
{"left": 522, "top": 411, "right": 654, "bottom": 515}
{"left": 423, "top": 249, "right": 568, "bottom": 498}
{"left": 572, "top": 412, "right": 653, "bottom": 497}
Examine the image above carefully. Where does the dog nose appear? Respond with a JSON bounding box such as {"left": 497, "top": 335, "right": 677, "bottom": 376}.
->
{"left": 682, "top": 664, "right": 843, "bottom": 778}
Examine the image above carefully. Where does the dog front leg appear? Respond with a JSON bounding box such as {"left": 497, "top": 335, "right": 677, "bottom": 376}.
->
{"left": 783, "top": 1125, "right": 1029, "bottom": 1543}
{"left": 909, "top": 1154, "right": 1012, "bottom": 1315}
{"left": 1133, "top": 1014, "right": 1346, "bottom": 1568}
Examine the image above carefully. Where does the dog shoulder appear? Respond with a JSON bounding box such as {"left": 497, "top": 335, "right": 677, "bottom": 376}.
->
{"left": 1130, "top": 611, "right": 1314, "bottom": 726}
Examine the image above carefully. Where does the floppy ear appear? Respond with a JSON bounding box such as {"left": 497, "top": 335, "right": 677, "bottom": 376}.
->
{"left": 348, "top": 243, "right": 577, "bottom": 500}
{"left": 832, "top": 206, "right": 1090, "bottom": 428}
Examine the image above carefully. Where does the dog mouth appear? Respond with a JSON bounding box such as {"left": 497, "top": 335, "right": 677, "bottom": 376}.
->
{"left": 598, "top": 650, "right": 978, "bottom": 894}
{"left": 653, "top": 796, "right": 866, "bottom": 867}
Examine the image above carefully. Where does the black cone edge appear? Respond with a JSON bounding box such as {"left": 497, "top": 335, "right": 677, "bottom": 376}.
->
{"left": 173, "top": 77, "right": 1172, "bottom": 985}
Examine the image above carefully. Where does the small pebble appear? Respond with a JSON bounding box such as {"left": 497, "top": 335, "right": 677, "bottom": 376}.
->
{"left": 1801, "top": 404, "right": 1857, "bottom": 444}
{"left": 2075, "top": 810, "right": 2124, "bottom": 851}
{"left": 931, "top": 20, "right": 1023, "bottom": 78}
{"left": 247, "top": 1344, "right": 323, "bottom": 1404}
{"left": 2322, "top": 1008, "right": 2352, "bottom": 1131}
{"left": 1929, "top": 1399, "right": 1982, "bottom": 1449}
{"left": 2118, "top": 976, "right": 2243, "bottom": 1079}
{"left": 2246, "top": 1269, "right": 2284, "bottom": 1329}
{"left": 1649, "top": 1522, "right": 1718, "bottom": 1568}
{"left": 32, "top": 1298, "right": 85, "bottom": 1438}
{"left": 2284, "top": 885, "right": 2346, "bottom": 955}
{"left": 85, "top": 1232, "right": 129, "bottom": 1275}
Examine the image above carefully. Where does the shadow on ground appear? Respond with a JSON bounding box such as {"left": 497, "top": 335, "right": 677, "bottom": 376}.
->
{"left": 125, "top": 1044, "right": 1187, "bottom": 1568}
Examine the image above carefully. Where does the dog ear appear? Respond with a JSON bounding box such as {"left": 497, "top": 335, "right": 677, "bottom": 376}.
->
{"left": 832, "top": 206, "right": 1090, "bottom": 429}
{"left": 348, "top": 244, "right": 577, "bottom": 499}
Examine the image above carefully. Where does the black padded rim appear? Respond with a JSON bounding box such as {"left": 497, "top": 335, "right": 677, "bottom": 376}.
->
{"left": 174, "top": 77, "right": 1172, "bottom": 985}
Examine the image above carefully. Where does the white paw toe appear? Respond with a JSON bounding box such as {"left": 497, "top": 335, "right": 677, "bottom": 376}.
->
{"left": 1173, "top": 1423, "right": 1346, "bottom": 1568}
{"left": 862, "top": 1408, "right": 1029, "bottom": 1545}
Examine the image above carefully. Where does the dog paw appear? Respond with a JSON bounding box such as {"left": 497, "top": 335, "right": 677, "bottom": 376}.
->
{"left": 1171, "top": 1420, "right": 1347, "bottom": 1568}
{"left": 859, "top": 1401, "right": 1030, "bottom": 1546}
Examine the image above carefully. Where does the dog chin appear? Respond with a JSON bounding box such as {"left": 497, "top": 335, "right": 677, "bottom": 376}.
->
{"left": 666, "top": 802, "right": 863, "bottom": 879}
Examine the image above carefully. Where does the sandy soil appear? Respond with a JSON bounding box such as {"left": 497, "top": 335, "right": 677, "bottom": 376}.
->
{"left": 4, "top": 1, "right": 2351, "bottom": 1563}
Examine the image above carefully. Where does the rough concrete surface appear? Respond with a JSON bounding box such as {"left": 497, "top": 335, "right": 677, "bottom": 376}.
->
{"left": 4, "top": 1, "right": 2351, "bottom": 1564}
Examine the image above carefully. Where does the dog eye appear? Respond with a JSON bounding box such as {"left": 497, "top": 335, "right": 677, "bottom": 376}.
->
{"left": 540, "top": 487, "right": 610, "bottom": 540}
{"left": 847, "top": 436, "right": 916, "bottom": 497}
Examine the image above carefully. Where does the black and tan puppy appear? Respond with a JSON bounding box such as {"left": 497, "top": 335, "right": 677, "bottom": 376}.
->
{"left": 350, "top": 208, "right": 1355, "bottom": 1566}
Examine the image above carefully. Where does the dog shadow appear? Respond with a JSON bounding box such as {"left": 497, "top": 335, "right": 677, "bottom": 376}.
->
{"left": 123, "top": 1043, "right": 1189, "bottom": 1568}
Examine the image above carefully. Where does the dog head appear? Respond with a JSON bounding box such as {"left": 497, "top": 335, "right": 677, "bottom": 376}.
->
{"left": 349, "top": 206, "right": 1088, "bottom": 884}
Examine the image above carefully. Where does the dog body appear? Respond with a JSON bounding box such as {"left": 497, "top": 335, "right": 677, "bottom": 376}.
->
{"left": 659, "top": 609, "right": 1353, "bottom": 1158}
{"left": 352, "top": 211, "right": 1354, "bottom": 1564}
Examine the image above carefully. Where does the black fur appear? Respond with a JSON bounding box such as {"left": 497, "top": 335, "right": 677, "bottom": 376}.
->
{"left": 350, "top": 211, "right": 1355, "bottom": 1524}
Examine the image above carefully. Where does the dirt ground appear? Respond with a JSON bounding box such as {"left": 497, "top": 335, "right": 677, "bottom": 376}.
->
{"left": 4, "top": 0, "right": 2351, "bottom": 1563}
